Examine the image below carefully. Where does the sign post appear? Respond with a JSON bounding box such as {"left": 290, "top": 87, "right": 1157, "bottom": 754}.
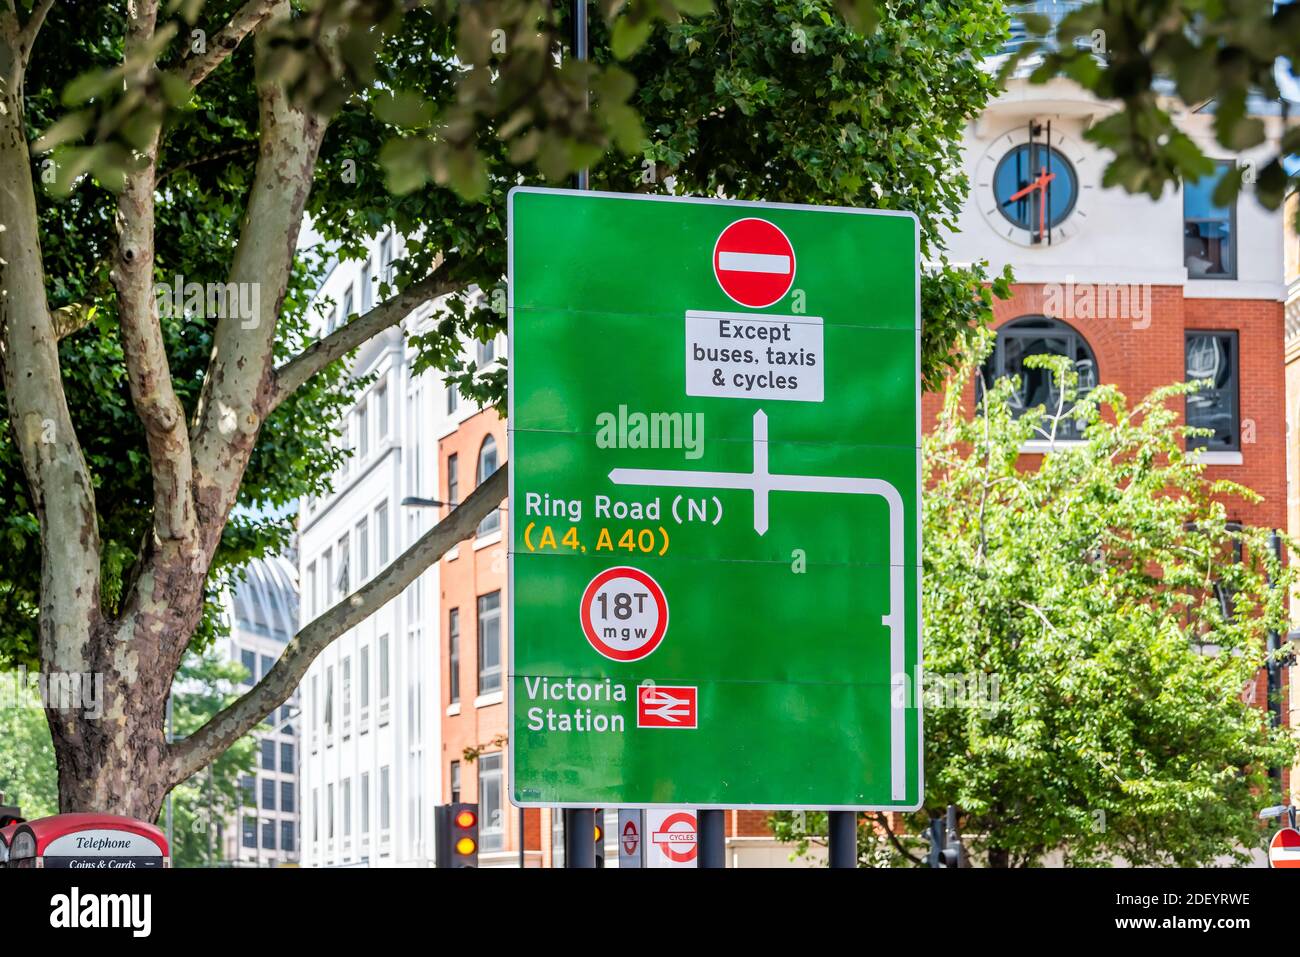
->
{"left": 509, "top": 188, "right": 923, "bottom": 818}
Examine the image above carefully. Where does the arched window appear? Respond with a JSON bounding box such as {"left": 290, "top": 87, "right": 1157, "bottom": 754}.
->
{"left": 980, "top": 317, "right": 1097, "bottom": 441}
{"left": 476, "top": 434, "right": 501, "bottom": 536}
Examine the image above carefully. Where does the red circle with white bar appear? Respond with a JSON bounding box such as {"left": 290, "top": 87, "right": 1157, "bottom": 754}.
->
{"left": 1269, "top": 827, "right": 1300, "bottom": 868}
{"left": 652, "top": 812, "right": 698, "bottom": 863}
{"left": 713, "top": 218, "right": 796, "bottom": 308}
{"left": 579, "top": 566, "right": 669, "bottom": 661}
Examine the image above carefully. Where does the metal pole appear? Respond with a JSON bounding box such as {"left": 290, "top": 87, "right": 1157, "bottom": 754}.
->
{"left": 827, "top": 811, "right": 857, "bottom": 868}
{"left": 519, "top": 806, "right": 526, "bottom": 868}
{"left": 564, "top": 808, "right": 596, "bottom": 867}
{"left": 697, "top": 809, "right": 725, "bottom": 867}
{"left": 573, "top": 0, "right": 589, "bottom": 190}
{"left": 557, "top": 0, "right": 591, "bottom": 857}
{"left": 1266, "top": 530, "right": 1283, "bottom": 783}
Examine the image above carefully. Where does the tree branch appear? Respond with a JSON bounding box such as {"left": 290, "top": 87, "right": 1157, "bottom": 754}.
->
{"left": 177, "top": 0, "right": 278, "bottom": 87}
{"left": 168, "top": 464, "right": 508, "bottom": 783}
{"left": 268, "top": 257, "right": 464, "bottom": 414}
{"left": 112, "top": 0, "right": 198, "bottom": 547}
{"left": 0, "top": 29, "right": 103, "bottom": 700}
{"left": 189, "top": 0, "right": 327, "bottom": 553}
{"left": 15, "top": 0, "right": 54, "bottom": 64}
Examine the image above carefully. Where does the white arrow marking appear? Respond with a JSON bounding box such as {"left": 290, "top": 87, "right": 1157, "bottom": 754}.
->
{"left": 609, "top": 410, "right": 910, "bottom": 802}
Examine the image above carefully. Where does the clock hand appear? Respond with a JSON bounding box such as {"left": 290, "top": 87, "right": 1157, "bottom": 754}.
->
{"left": 1005, "top": 169, "right": 1057, "bottom": 204}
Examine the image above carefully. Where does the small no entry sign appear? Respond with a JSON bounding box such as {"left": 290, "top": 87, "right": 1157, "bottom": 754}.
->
{"left": 1269, "top": 827, "right": 1300, "bottom": 868}
{"left": 713, "top": 218, "right": 796, "bottom": 308}
{"left": 580, "top": 566, "right": 669, "bottom": 661}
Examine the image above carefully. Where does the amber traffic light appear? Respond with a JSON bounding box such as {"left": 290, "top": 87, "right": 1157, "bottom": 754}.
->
{"left": 437, "top": 803, "right": 479, "bottom": 868}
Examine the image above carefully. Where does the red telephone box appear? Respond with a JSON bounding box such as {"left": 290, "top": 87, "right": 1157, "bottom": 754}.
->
{"left": 6, "top": 814, "right": 169, "bottom": 869}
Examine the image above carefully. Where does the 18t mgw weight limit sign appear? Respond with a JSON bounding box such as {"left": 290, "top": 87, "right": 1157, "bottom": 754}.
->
{"left": 508, "top": 188, "right": 922, "bottom": 810}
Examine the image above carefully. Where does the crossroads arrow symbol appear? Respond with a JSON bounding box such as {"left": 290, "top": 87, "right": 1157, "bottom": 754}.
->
{"left": 609, "top": 409, "right": 910, "bottom": 802}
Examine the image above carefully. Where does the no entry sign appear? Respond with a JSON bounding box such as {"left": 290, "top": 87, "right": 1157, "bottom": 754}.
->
{"left": 1269, "top": 827, "right": 1300, "bottom": 868}
{"left": 509, "top": 188, "right": 921, "bottom": 810}
{"left": 713, "top": 218, "right": 796, "bottom": 308}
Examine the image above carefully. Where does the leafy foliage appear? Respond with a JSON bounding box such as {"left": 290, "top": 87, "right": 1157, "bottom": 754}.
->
{"left": 0, "top": 678, "right": 59, "bottom": 820}
{"left": 165, "top": 647, "right": 260, "bottom": 868}
{"left": 0, "top": 7, "right": 359, "bottom": 670}
{"left": 1007, "top": 0, "right": 1300, "bottom": 226}
{"left": 775, "top": 338, "right": 1297, "bottom": 866}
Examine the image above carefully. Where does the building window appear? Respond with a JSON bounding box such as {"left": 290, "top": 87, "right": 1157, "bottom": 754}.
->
{"left": 380, "top": 232, "right": 395, "bottom": 285}
{"left": 343, "top": 778, "right": 352, "bottom": 838}
{"left": 1184, "top": 160, "right": 1236, "bottom": 279}
{"left": 361, "top": 772, "right": 371, "bottom": 834}
{"left": 324, "top": 665, "right": 334, "bottom": 736}
{"left": 476, "top": 436, "right": 500, "bottom": 535}
{"left": 478, "top": 591, "right": 502, "bottom": 694}
{"left": 240, "top": 775, "right": 255, "bottom": 807}
{"left": 310, "top": 675, "right": 319, "bottom": 736}
{"left": 305, "top": 562, "right": 316, "bottom": 621}
{"left": 477, "top": 336, "right": 496, "bottom": 368}
{"left": 336, "top": 534, "right": 350, "bottom": 597}
{"left": 1185, "top": 331, "right": 1240, "bottom": 451}
{"left": 312, "top": 789, "right": 319, "bottom": 842}
{"left": 379, "top": 766, "right": 391, "bottom": 832}
{"left": 478, "top": 753, "right": 504, "bottom": 851}
{"left": 259, "top": 654, "right": 273, "bottom": 681}
{"left": 448, "top": 608, "right": 461, "bottom": 705}
{"left": 378, "top": 635, "right": 390, "bottom": 702}
{"left": 242, "top": 816, "right": 257, "bottom": 849}
{"left": 357, "top": 401, "right": 369, "bottom": 459}
{"left": 327, "top": 783, "right": 335, "bottom": 839}
{"left": 342, "top": 286, "right": 354, "bottom": 323}
{"left": 450, "top": 760, "right": 461, "bottom": 804}
{"left": 320, "top": 548, "right": 332, "bottom": 612}
{"left": 362, "top": 260, "right": 373, "bottom": 311}
{"left": 375, "top": 382, "right": 389, "bottom": 439}
{"left": 447, "top": 453, "right": 459, "bottom": 510}
{"left": 280, "top": 741, "right": 294, "bottom": 773}
{"left": 342, "top": 656, "right": 352, "bottom": 725}
{"left": 281, "top": 781, "right": 295, "bottom": 814}
{"left": 281, "top": 820, "right": 295, "bottom": 854}
{"left": 980, "top": 317, "right": 1098, "bottom": 442}
{"left": 447, "top": 380, "right": 459, "bottom": 415}
{"left": 240, "top": 649, "right": 256, "bottom": 685}
{"left": 360, "top": 645, "right": 371, "bottom": 711}
{"left": 261, "top": 777, "right": 275, "bottom": 810}
{"left": 263, "top": 819, "right": 276, "bottom": 850}
{"left": 375, "top": 503, "right": 389, "bottom": 566}
{"left": 261, "top": 739, "right": 275, "bottom": 771}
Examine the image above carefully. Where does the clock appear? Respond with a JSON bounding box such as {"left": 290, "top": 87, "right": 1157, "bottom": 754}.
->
{"left": 977, "top": 122, "right": 1091, "bottom": 246}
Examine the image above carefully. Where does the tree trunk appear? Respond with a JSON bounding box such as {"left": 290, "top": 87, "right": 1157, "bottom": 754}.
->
{"left": 47, "top": 648, "right": 172, "bottom": 819}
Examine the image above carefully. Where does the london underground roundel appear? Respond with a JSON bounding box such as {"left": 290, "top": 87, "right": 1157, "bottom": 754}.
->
{"left": 713, "top": 218, "right": 796, "bottom": 308}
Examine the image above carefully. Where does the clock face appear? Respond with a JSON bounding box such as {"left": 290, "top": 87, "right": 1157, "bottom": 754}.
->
{"left": 993, "top": 143, "right": 1078, "bottom": 237}
{"left": 978, "top": 127, "right": 1091, "bottom": 246}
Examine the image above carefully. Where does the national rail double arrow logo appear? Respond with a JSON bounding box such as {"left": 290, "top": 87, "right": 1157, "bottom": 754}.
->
{"left": 637, "top": 685, "right": 698, "bottom": 729}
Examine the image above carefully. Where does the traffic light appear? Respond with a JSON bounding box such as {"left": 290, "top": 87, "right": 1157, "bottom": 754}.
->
{"left": 436, "top": 803, "right": 479, "bottom": 868}
{"left": 0, "top": 794, "right": 22, "bottom": 828}
{"left": 593, "top": 812, "right": 605, "bottom": 868}
{"left": 927, "top": 805, "right": 962, "bottom": 868}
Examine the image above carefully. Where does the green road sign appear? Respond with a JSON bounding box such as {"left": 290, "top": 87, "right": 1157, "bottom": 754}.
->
{"left": 508, "top": 188, "right": 922, "bottom": 810}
